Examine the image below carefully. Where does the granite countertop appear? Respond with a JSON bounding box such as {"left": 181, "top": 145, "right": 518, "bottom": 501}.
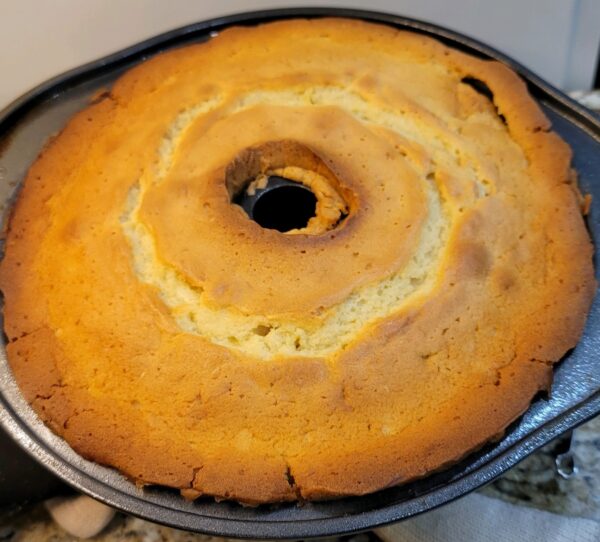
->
{"left": 1, "top": 92, "right": 599, "bottom": 542}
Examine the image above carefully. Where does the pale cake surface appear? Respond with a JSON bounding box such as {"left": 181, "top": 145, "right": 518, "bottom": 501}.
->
{"left": 0, "top": 18, "right": 595, "bottom": 504}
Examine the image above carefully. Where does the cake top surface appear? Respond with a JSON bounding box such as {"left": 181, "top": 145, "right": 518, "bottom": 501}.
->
{"left": 0, "top": 17, "right": 594, "bottom": 504}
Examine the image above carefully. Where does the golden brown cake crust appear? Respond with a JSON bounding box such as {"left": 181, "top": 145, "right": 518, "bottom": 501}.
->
{"left": 0, "top": 18, "right": 595, "bottom": 504}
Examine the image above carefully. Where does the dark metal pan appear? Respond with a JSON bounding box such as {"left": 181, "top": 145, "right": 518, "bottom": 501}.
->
{"left": 0, "top": 7, "right": 599, "bottom": 539}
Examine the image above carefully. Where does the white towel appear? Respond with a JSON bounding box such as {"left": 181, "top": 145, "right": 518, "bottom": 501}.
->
{"left": 377, "top": 493, "right": 600, "bottom": 542}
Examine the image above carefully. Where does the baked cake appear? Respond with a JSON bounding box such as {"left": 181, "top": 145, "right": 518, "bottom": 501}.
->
{"left": 0, "top": 18, "right": 595, "bottom": 504}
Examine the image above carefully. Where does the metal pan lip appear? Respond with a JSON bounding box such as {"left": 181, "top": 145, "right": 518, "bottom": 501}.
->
{"left": 0, "top": 7, "right": 599, "bottom": 539}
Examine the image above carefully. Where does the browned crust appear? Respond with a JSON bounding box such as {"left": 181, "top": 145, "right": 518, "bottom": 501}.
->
{"left": 0, "top": 18, "right": 595, "bottom": 504}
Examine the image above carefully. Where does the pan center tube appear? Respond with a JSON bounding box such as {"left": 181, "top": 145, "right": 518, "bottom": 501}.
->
{"left": 235, "top": 176, "right": 318, "bottom": 233}
{"left": 225, "top": 140, "right": 352, "bottom": 235}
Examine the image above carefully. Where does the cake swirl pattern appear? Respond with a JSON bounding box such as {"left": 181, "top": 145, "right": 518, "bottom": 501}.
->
{"left": 120, "top": 87, "right": 457, "bottom": 359}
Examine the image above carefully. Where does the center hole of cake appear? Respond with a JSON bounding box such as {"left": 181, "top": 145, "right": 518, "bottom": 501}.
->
{"left": 226, "top": 141, "right": 353, "bottom": 235}
{"left": 237, "top": 176, "right": 317, "bottom": 232}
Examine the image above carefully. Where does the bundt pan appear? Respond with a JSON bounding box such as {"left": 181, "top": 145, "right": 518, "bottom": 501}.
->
{"left": 0, "top": 7, "right": 599, "bottom": 539}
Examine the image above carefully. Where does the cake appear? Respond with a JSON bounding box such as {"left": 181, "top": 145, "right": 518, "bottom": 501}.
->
{"left": 0, "top": 18, "right": 595, "bottom": 505}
